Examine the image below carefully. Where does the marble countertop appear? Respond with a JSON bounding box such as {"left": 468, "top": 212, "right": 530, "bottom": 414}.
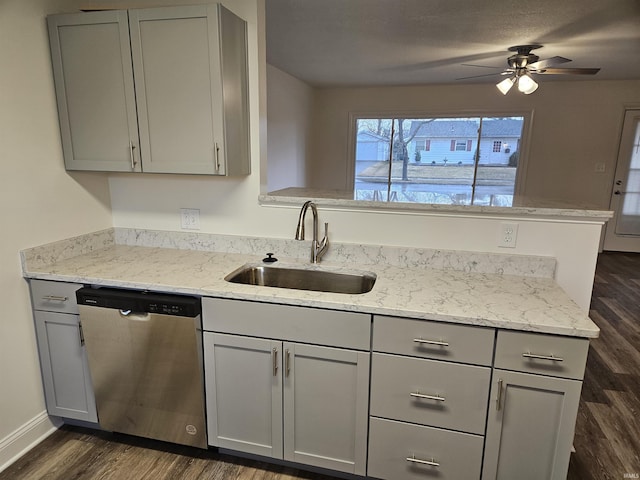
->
{"left": 23, "top": 242, "right": 599, "bottom": 338}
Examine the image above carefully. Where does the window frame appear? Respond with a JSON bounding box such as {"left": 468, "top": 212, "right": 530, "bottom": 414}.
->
{"left": 347, "top": 110, "right": 533, "bottom": 205}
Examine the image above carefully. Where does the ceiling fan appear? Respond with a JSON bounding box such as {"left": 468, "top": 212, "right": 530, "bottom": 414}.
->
{"left": 458, "top": 45, "right": 601, "bottom": 95}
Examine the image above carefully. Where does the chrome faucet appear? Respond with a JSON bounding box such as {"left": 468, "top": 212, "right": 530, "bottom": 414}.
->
{"left": 295, "top": 200, "right": 329, "bottom": 263}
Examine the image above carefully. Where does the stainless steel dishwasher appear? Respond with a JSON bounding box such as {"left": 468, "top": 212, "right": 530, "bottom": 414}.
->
{"left": 76, "top": 287, "right": 207, "bottom": 449}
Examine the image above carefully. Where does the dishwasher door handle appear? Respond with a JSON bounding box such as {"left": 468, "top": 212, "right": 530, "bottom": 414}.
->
{"left": 119, "top": 310, "right": 151, "bottom": 321}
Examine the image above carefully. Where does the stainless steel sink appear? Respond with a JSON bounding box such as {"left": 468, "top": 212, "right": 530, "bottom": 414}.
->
{"left": 225, "top": 264, "right": 376, "bottom": 294}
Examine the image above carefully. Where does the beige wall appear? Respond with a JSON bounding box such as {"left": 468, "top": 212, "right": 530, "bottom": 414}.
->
{"left": 0, "top": 0, "right": 112, "bottom": 468}
{"left": 266, "top": 65, "right": 313, "bottom": 190}
{"left": 304, "top": 80, "right": 640, "bottom": 209}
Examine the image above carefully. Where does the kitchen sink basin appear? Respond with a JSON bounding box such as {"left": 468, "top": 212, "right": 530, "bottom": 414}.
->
{"left": 225, "top": 264, "right": 376, "bottom": 294}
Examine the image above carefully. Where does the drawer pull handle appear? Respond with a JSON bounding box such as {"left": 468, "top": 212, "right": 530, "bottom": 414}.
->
{"left": 42, "top": 295, "right": 68, "bottom": 302}
{"left": 413, "top": 338, "right": 449, "bottom": 347}
{"left": 522, "top": 352, "right": 564, "bottom": 362}
{"left": 406, "top": 454, "right": 439, "bottom": 467}
{"left": 410, "top": 391, "right": 446, "bottom": 402}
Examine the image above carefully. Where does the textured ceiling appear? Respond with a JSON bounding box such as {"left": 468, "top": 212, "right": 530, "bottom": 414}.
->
{"left": 266, "top": 0, "right": 640, "bottom": 87}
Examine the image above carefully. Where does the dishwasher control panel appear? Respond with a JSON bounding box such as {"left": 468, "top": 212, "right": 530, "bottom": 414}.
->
{"left": 76, "top": 287, "right": 201, "bottom": 317}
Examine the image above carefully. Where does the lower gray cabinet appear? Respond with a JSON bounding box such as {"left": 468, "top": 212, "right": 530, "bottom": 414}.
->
{"left": 204, "top": 332, "right": 369, "bottom": 476}
{"left": 30, "top": 279, "right": 97, "bottom": 422}
{"left": 482, "top": 330, "right": 588, "bottom": 480}
{"left": 283, "top": 342, "right": 369, "bottom": 474}
{"left": 34, "top": 310, "right": 97, "bottom": 422}
{"left": 368, "top": 417, "right": 484, "bottom": 480}
{"left": 482, "top": 369, "right": 583, "bottom": 480}
{"left": 204, "top": 333, "right": 282, "bottom": 458}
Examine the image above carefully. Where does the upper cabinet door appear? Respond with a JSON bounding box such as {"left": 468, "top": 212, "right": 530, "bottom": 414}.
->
{"left": 48, "top": 11, "right": 141, "bottom": 172}
{"left": 129, "top": 5, "right": 248, "bottom": 175}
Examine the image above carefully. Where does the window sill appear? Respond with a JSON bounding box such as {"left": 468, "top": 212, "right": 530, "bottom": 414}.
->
{"left": 259, "top": 187, "right": 612, "bottom": 222}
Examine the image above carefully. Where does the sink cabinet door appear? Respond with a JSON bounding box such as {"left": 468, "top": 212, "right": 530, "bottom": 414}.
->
{"left": 34, "top": 310, "right": 98, "bottom": 422}
{"left": 203, "top": 333, "right": 283, "bottom": 458}
{"left": 482, "top": 369, "right": 582, "bottom": 480}
{"left": 283, "top": 343, "right": 369, "bottom": 476}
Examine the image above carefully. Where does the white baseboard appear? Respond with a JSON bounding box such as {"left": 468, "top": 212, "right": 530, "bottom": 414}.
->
{"left": 0, "top": 412, "right": 61, "bottom": 474}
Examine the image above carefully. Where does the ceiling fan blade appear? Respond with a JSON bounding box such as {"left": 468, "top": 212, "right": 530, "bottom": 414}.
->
{"left": 535, "top": 67, "right": 601, "bottom": 75}
{"left": 528, "top": 56, "right": 571, "bottom": 70}
{"left": 461, "top": 63, "right": 503, "bottom": 69}
{"left": 384, "top": 50, "right": 505, "bottom": 73}
{"left": 455, "top": 72, "right": 506, "bottom": 80}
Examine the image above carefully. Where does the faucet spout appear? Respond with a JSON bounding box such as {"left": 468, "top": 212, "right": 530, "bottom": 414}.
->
{"left": 294, "top": 200, "right": 329, "bottom": 263}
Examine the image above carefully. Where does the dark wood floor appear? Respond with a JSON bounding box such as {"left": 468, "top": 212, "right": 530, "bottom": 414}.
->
{"left": 2, "top": 252, "right": 639, "bottom": 479}
{"left": 567, "top": 251, "right": 640, "bottom": 480}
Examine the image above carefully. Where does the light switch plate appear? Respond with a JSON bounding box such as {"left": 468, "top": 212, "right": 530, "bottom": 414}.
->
{"left": 180, "top": 208, "right": 200, "bottom": 230}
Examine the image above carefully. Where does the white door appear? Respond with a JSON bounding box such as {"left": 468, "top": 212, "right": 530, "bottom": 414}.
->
{"left": 604, "top": 109, "right": 640, "bottom": 251}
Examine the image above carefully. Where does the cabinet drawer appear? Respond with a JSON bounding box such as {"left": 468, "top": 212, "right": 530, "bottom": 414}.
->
{"left": 373, "top": 315, "right": 494, "bottom": 366}
{"left": 30, "top": 280, "right": 83, "bottom": 314}
{"left": 370, "top": 353, "right": 490, "bottom": 434}
{"left": 495, "top": 330, "right": 589, "bottom": 380}
{"left": 202, "top": 298, "right": 370, "bottom": 350}
{"left": 368, "top": 417, "right": 483, "bottom": 480}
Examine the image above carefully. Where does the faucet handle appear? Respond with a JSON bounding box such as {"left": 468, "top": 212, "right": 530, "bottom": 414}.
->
{"left": 324, "top": 222, "right": 329, "bottom": 238}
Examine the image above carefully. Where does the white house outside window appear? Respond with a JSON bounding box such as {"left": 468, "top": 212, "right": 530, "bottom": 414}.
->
{"left": 353, "top": 115, "right": 526, "bottom": 206}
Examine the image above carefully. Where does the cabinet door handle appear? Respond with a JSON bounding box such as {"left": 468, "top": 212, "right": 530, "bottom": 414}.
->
{"left": 42, "top": 295, "right": 68, "bottom": 302}
{"left": 406, "top": 454, "right": 439, "bottom": 467}
{"left": 496, "top": 378, "right": 504, "bottom": 411}
{"left": 413, "top": 337, "right": 449, "bottom": 347}
{"left": 78, "top": 322, "right": 85, "bottom": 346}
{"left": 410, "top": 391, "right": 445, "bottom": 402}
{"left": 522, "top": 352, "right": 564, "bottom": 362}
{"left": 285, "top": 349, "right": 291, "bottom": 377}
{"left": 214, "top": 142, "right": 220, "bottom": 172}
{"left": 272, "top": 348, "right": 278, "bottom": 377}
{"left": 129, "top": 141, "right": 137, "bottom": 170}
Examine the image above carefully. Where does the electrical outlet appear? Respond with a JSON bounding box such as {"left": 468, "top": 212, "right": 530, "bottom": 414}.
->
{"left": 594, "top": 162, "right": 606, "bottom": 173}
{"left": 499, "top": 223, "right": 518, "bottom": 248}
{"left": 180, "top": 208, "right": 200, "bottom": 230}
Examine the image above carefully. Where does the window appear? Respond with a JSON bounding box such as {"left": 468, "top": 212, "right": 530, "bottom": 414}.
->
{"left": 455, "top": 141, "right": 467, "bottom": 151}
{"left": 353, "top": 115, "right": 526, "bottom": 206}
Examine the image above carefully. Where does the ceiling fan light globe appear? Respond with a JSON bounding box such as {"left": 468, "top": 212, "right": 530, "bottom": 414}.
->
{"left": 517, "top": 74, "right": 539, "bottom": 94}
{"left": 496, "top": 77, "right": 515, "bottom": 95}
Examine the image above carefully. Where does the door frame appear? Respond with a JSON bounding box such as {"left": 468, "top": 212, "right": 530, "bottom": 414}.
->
{"left": 604, "top": 107, "right": 640, "bottom": 252}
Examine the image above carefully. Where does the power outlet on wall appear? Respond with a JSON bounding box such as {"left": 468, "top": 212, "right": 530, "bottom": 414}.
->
{"left": 499, "top": 223, "right": 518, "bottom": 248}
{"left": 180, "top": 208, "right": 200, "bottom": 230}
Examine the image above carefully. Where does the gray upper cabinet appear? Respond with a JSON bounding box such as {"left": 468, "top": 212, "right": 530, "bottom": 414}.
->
{"left": 48, "top": 11, "right": 139, "bottom": 172}
{"left": 48, "top": 4, "right": 249, "bottom": 175}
